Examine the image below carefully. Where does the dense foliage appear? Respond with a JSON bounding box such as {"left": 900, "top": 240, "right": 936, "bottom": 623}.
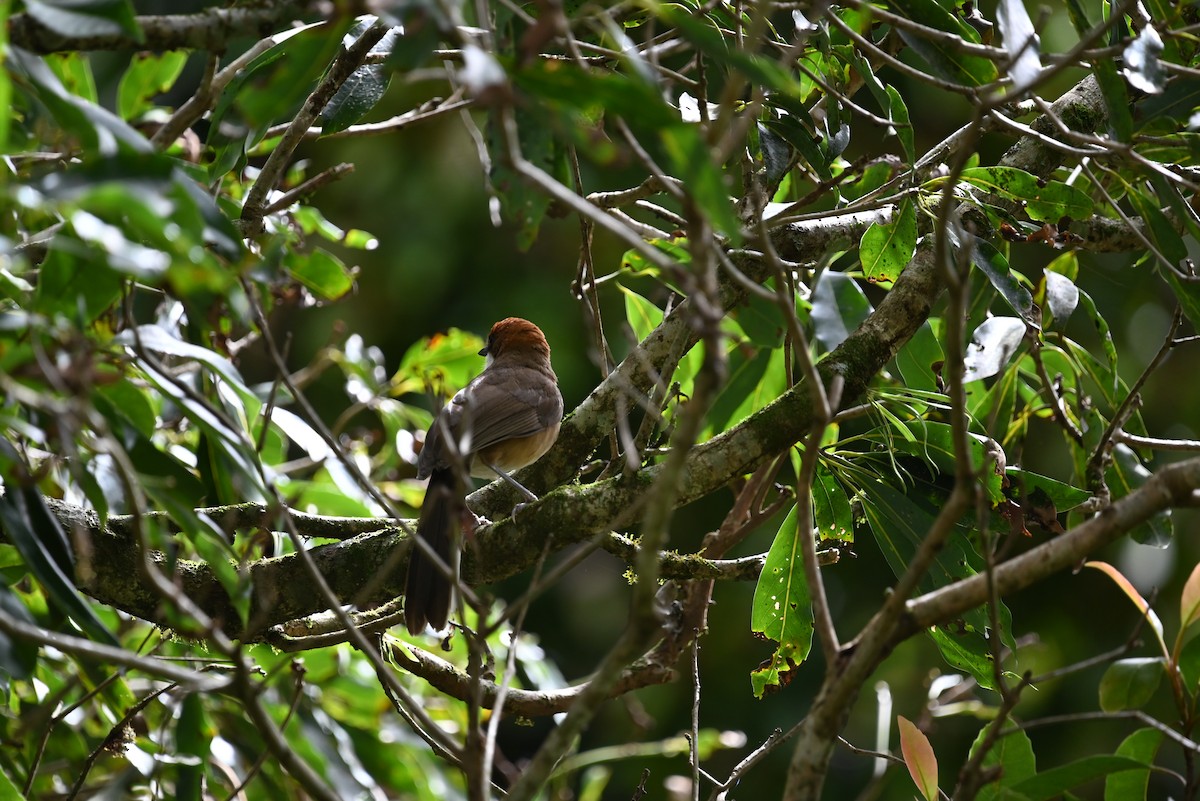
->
{"left": 3, "top": 0, "right": 1200, "bottom": 799}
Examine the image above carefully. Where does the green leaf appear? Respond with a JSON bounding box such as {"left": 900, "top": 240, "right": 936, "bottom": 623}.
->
{"left": 117, "top": 50, "right": 188, "bottom": 120}
{"left": 887, "top": 0, "right": 999, "bottom": 85}
{"left": 890, "top": 420, "right": 1004, "bottom": 504}
{"left": 1104, "top": 728, "right": 1162, "bottom": 801}
{"left": 894, "top": 320, "right": 945, "bottom": 393}
{"left": 1004, "top": 468, "right": 1091, "bottom": 512}
{"left": 1179, "top": 634, "right": 1200, "bottom": 691}
{"left": 860, "top": 481, "right": 1011, "bottom": 688}
{"left": 898, "top": 715, "right": 938, "bottom": 801}
{"left": 813, "top": 466, "right": 853, "bottom": 542}
{"left": 751, "top": 505, "right": 814, "bottom": 697}
{"left": 811, "top": 271, "right": 872, "bottom": 351}
{"left": 886, "top": 85, "right": 914, "bottom": 163}
{"left": 971, "top": 241, "right": 1034, "bottom": 325}
{"left": 286, "top": 248, "right": 355, "bottom": 300}
{"left": 1009, "top": 756, "right": 1153, "bottom": 801}
{"left": 997, "top": 0, "right": 1041, "bottom": 91}
{"left": 957, "top": 167, "right": 1094, "bottom": 222}
{"left": 1098, "top": 658, "right": 1164, "bottom": 712}
{"left": 972, "top": 727, "right": 1036, "bottom": 801}
{"left": 321, "top": 23, "right": 397, "bottom": 134}
{"left": 0, "top": 487, "right": 119, "bottom": 646}
{"left": 175, "top": 692, "right": 212, "bottom": 801}
{"left": 32, "top": 247, "right": 123, "bottom": 322}
{"left": 661, "top": 123, "right": 741, "bottom": 243}
{"left": 860, "top": 198, "right": 916, "bottom": 283}
{"left": 0, "top": 583, "right": 40, "bottom": 681}
{"left": 1110, "top": 444, "right": 1172, "bottom": 547}
{"left": 25, "top": 0, "right": 141, "bottom": 41}
{"left": 705, "top": 345, "right": 786, "bottom": 437}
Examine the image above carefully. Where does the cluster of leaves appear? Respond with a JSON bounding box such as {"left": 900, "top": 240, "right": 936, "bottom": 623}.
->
{"left": 2, "top": 0, "right": 1200, "bottom": 799}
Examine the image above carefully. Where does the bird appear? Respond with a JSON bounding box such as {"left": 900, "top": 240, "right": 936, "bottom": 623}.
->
{"left": 404, "top": 317, "right": 563, "bottom": 635}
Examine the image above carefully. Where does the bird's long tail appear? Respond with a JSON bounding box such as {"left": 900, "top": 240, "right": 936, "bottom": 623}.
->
{"left": 405, "top": 467, "right": 460, "bottom": 634}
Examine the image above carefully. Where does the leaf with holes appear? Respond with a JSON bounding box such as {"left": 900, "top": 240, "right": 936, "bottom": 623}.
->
{"left": 751, "top": 505, "right": 814, "bottom": 697}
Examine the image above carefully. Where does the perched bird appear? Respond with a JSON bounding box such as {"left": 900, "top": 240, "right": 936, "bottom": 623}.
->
{"left": 404, "top": 318, "right": 563, "bottom": 635}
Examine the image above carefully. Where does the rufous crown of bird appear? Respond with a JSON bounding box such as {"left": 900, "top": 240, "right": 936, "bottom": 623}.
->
{"left": 404, "top": 317, "right": 563, "bottom": 636}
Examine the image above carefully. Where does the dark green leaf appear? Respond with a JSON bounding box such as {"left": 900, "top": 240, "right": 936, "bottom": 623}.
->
{"left": 25, "top": 0, "right": 141, "bottom": 41}
{"left": 757, "top": 122, "right": 793, "bottom": 191}
{"left": 1004, "top": 469, "right": 1092, "bottom": 512}
{"left": 1104, "top": 728, "right": 1162, "bottom": 801}
{"left": 1009, "top": 756, "right": 1154, "bottom": 800}
{"left": 890, "top": 420, "right": 1005, "bottom": 503}
{"left": 0, "top": 583, "right": 40, "bottom": 681}
{"left": 751, "top": 505, "right": 814, "bottom": 697}
{"left": 813, "top": 466, "right": 853, "bottom": 542}
{"left": 1110, "top": 444, "right": 1172, "bottom": 547}
{"left": 1137, "top": 77, "right": 1200, "bottom": 125}
{"left": 1178, "top": 633, "right": 1200, "bottom": 691}
{"left": 1099, "top": 657, "right": 1164, "bottom": 711}
{"left": 32, "top": 247, "right": 123, "bottom": 322}
{"left": 0, "top": 487, "right": 119, "bottom": 646}
{"left": 321, "top": 24, "right": 398, "bottom": 134}
{"left": 972, "top": 241, "right": 1035, "bottom": 325}
{"left": 887, "top": 0, "right": 999, "bottom": 86}
{"left": 860, "top": 198, "right": 916, "bottom": 283}
{"left": 860, "top": 481, "right": 1011, "bottom": 689}
{"left": 894, "top": 320, "right": 945, "bottom": 393}
{"left": 972, "top": 727, "right": 1036, "bottom": 801}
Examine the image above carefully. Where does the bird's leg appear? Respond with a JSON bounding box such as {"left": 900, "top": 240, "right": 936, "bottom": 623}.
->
{"left": 482, "top": 461, "right": 539, "bottom": 518}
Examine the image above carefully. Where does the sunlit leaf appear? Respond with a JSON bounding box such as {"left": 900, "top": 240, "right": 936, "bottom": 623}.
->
{"left": 997, "top": 0, "right": 1041, "bottom": 92}
{"left": 860, "top": 198, "right": 916, "bottom": 283}
{"left": 962, "top": 317, "right": 1027, "bottom": 383}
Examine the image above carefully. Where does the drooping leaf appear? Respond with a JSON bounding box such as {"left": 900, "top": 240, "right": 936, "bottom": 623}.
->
{"left": 1041, "top": 270, "right": 1079, "bottom": 327}
{"left": 751, "top": 505, "right": 814, "bottom": 697}
{"left": 898, "top": 715, "right": 938, "bottom": 801}
{"left": 894, "top": 320, "right": 945, "bottom": 393}
{"left": 1109, "top": 444, "right": 1173, "bottom": 547}
{"left": 813, "top": 465, "right": 853, "bottom": 542}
